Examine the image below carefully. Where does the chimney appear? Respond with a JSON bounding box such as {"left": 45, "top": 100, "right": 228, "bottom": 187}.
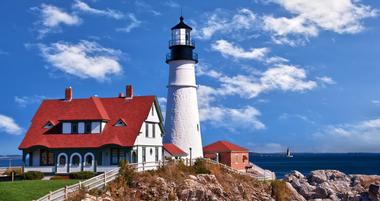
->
{"left": 125, "top": 85, "right": 133, "bottom": 99}
{"left": 65, "top": 87, "right": 72, "bottom": 101}
{"left": 118, "top": 92, "right": 124, "bottom": 98}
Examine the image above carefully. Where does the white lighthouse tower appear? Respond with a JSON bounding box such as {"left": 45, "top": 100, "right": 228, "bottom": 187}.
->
{"left": 164, "top": 16, "right": 203, "bottom": 159}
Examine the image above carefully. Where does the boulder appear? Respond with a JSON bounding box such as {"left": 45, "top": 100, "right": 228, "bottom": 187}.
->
{"left": 369, "top": 184, "right": 380, "bottom": 201}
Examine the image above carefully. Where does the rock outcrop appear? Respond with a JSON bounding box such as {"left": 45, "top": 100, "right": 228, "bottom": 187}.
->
{"left": 284, "top": 170, "right": 380, "bottom": 201}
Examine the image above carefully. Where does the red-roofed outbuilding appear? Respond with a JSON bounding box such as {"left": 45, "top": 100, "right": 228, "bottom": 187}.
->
{"left": 19, "top": 86, "right": 165, "bottom": 174}
{"left": 163, "top": 143, "right": 187, "bottom": 159}
{"left": 203, "top": 141, "right": 250, "bottom": 171}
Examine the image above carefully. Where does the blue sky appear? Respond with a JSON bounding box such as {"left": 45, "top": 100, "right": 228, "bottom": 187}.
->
{"left": 0, "top": 0, "right": 379, "bottom": 154}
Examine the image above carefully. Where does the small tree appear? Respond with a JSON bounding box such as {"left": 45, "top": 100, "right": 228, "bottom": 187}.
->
{"left": 119, "top": 160, "right": 136, "bottom": 186}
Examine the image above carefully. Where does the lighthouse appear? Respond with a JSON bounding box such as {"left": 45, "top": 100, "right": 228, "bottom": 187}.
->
{"left": 164, "top": 16, "right": 203, "bottom": 159}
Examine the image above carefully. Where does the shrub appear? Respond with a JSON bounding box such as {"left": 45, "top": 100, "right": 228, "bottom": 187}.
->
{"left": 51, "top": 175, "right": 70, "bottom": 180}
{"left": 69, "top": 171, "right": 95, "bottom": 179}
{"left": 192, "top": 159, "right": 211, "bottom": 174}
{"left": 119, "top": 160, "right": 136, "bottom": 186}
{"left": 3, "top": 168, "right": 23, "bottom": 176}
{"left": 23, "top": 171, "right": 44, "bottom": 180}
{"left": 271, "top": 180, "right": 291, "bottom": 201}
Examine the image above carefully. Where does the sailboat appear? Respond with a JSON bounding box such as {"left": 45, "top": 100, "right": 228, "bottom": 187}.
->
{"left": 286, "top": 147, "right": 294, "bottom": 158}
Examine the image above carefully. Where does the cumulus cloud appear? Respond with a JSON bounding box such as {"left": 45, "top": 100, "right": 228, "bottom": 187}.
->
{"left": 116, "top": 14, "right": 142, "bottom": 33}
{"left": 263, "top": 0, "right": 378, "bottom": 45}
{"left": 211, "top": 40, "right": 269, "bottom": 60}
{"left": 37, "top": 40, "right": 123, "bottom": 81}
{"left": 0, "top": 114, "right": 23, "bottom": 135}
{"left": 194, "top": 8, "right": 257, "bottom": 40}
{"left": 314, "top": 118, "right": 380, "bottom": 152}
{"left": 196, "top": 63, "right": 322, "bottom": 130}
{"left": 72, "top": 0, "right": 124, "bottom": 19}
{"left": 316, "top": 76, "right": 336, "bottom": 86}
{"left": 32, "top": 4, "right": 81, "bottom": 38}
{"left": 14, "top": 95, "right": 46, "bottom": 108}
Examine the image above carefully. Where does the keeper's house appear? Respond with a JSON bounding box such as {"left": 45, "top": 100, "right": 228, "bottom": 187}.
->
{"left": 18, "top": 86, "right": 164, "bottom": 174}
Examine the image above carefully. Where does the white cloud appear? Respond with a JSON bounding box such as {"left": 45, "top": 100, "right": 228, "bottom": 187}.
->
{"left": 316, "top": 76, "right": 336, "bottom": 86}
{"left": 33, "top": 4, "right": 81, "bottom": 38}
{"left": 14, "top": 95, "right": 46, "bottom": 108}
{"left": 134, "top": 1, "right": 161, "bottom": 16}
{"left": 116, "top": 14, "right": 142, "bottom": 33}
{"left": 371, "top": 100, "right": 380, "bottom": 106}
{"left": 211, "top": 40, "right": 269, "bottom": 60}
{"left": 198, "top": 64, "right": 317, "bottom": 99}
{"left": 263, "top": 0, "right": 378, "bottom": 44}
{"left": 164, "top": 1, "right": 180, "bottom": 8}
{"left": 248, "top": 142, "right": 285, "bottom": 153}
{"left": 314, "top": 118, "right": 380, "bottom": 152}
{"left": 38, "top": 40, "right": 123, "bottom": 81}
{"left": 195, "top": 8, "right": 257, "bottom": 40}
{"left": 72, "top": 0, "right": 124, "bottom": 19}
{"left": 279, "top": 113, "right": 316, "bottom": 124}
{"left": 265, "top": 56, "right": 289, "bottom": 64}
{"left": 0, "top": 114, "right": 23, "bottom": 135}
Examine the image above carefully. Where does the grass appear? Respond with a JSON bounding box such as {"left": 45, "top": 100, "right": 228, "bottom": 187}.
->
{"left": 0, "top": 179, "right": 79, "bottom": 201}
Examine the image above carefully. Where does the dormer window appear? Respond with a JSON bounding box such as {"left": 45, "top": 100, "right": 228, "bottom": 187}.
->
{"left": 43, "top": 121, "right": 54, "bottom": 129}
{"left": 114, "top": 119, "right": 127, "bottom": 127}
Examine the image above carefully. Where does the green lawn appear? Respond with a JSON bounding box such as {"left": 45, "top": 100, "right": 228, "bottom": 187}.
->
{"left": 0, "top": 180, "right": 79, "bottom": 201}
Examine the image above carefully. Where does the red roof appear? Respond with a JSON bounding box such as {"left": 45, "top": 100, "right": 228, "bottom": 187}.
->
{"left": 163, "top": 143, "right": 187, "bottom": 156}
{"left": 203, "top": 141, "right": 249, "bottom": 153}
{"left": 19, "top": 96, "right": 161, "bottom": 149}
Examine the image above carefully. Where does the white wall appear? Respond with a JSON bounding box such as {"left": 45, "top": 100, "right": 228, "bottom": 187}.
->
{"left": 134, "top": 103, "right": 163, "bottom": 164}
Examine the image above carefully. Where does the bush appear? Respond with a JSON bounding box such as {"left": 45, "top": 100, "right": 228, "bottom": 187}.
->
{"left": 119, "top": 160, "right": 136, "bottom": 186}
{"left": 69, "top": 171, "right": 95, "bottom": 179}
{"left": 23, "top": 171, "right": 44, "bottom": 180}
{"left": 192, "top": 159, "right": 211, "bottom": 174}
{"left": 51, "top": 175, "right": 70, "bottom": 180}
{"left": 271, "top": 180, "right": 291, "bottom": 201}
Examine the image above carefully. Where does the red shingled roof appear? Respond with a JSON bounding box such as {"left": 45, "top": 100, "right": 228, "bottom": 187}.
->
{"left": 19, "top": 96, "right": 160, "bottom": 149}
{"left": 203, "top": 141, "right": 249, "bottom": 153}
{"left": 163, "top": 143, "right": 187, "bottom": 156}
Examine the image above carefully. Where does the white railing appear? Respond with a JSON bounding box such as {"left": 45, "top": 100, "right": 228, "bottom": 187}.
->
{"left": 202, "top": 158, "right": 276, "bottom": 181}
{"left": 24, "top": 166, "right": 55, "bottom": 173}
{"left": 34, "top": 161, "right": 165, "bottom": 201}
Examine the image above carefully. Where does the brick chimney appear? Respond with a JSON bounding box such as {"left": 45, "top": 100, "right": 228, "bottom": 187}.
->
{"left": 125, "top": 85, "right": 133, "bottom": 99}
{"left": 118, "top": 92, "right": 124, "bottom": 98}
{"left": 65, "top": 87, "right": 72, "bottom": 101}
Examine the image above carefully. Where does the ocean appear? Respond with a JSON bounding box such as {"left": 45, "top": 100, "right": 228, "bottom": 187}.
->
{"left": 250, "top": 153, "right": 380, "bottom": 178}
{"left": 2, "top": 154, "right": 380, "bottom": 179}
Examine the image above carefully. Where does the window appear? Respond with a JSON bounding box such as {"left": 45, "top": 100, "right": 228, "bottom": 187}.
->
{"left": 151, "top": 106, "right": 154, "bottom": 116}
{"left": 114, "top": 119, "right": 126, "bottom": 127}
{"left": 78, "top": 122, "right": 85, "bottom": 133}
{"left": 43, "top": 121, "right": 54, "bottom": 129}
{"left": 111, "top": 149, "right": 125, "bottom": 165}
{"left": 111, "top": 148, "right": 119, "bottom": 165}
{"left": 150, "top": 148, "right": 153, "bottom": 155}
{"left": 197, "top": 124, "right": 199, "bottom": 132}
{"left": 155, "top": 147, "right": 159, "bottom": 162}
{"left": 72, "top": 155, "right": 80, "bottom": 166}
{"left": 85, "top": 155, "right": 93, "bottom": 166}
{"left": 58, "top": 155, "right": 66, "bottom": 166}
{"left": 91, "top": 122, "right": 101, "bottom": 133}
{"left": 71, "top": 122, "right": 78, "bottom": 133}
{"left": 85, "top": 122, "right": 92, "bottom": 133}
{"left": 142, "top": 147, "right": 146, "bottom": 162}
{"left": 152, "top": 124, "right": 155, "bottom": 138}
{"left": 145, "top": 123, "right": 149, "bottom": 137}
{"left": 40, "top": 149, "right": 54, "bottom": 166}
{"left": 62, "top": 122, "right": 71, "bottom": 134}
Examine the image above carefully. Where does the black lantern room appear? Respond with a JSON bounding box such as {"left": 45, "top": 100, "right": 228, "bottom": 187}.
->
{"left": 166, "top": 16, "right": 198, "bottom": 63}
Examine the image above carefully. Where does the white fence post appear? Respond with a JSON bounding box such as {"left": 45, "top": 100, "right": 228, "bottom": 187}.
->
{"left": 65, "top": 186, "right": 68, "bottom": 199}
{"left": 104, "top": 172, "right": 107, "bottom": 187}
{"left": 48, "top": 191, "right": 51, "bottom": 201}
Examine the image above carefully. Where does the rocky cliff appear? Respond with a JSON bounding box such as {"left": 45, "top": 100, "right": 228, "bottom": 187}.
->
{"left": 284, "top": 170, "right": 380, "bottom": 201}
